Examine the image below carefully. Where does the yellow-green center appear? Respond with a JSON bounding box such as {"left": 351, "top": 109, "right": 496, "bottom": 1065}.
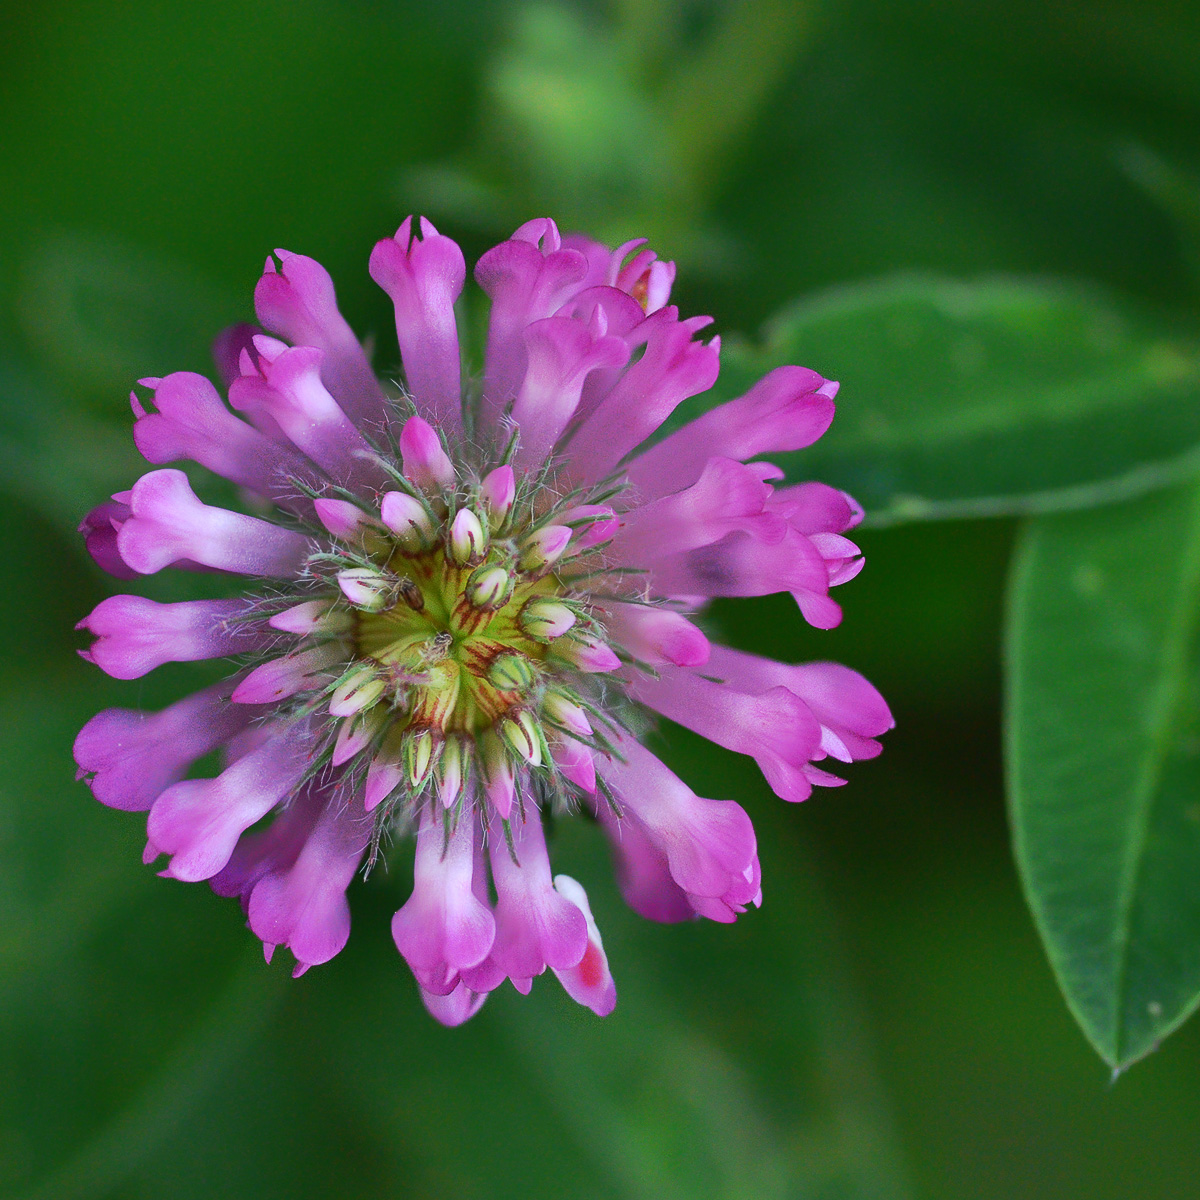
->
{"left": 355, "top": 545, "right": 563, "bottom": 736}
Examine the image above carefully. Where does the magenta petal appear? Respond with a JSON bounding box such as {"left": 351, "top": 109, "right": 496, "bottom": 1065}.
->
{"left": 600, "top": 736, "right": 758, "bottom": 904}
{"left": 631, "top": 665, "right": 824, "bottom": 804}
{"left": 211, "top": 777, "right": 327, "bottom": 906}
{"left": 600, "top": 603, "right": 710, "bottom": 668}
{"left": 254, "top": 250, "right": 389, "bottom": 429}
{"left": 116, "top": 469, "right": 310, "bottom": 577}
{"left": 231, "top": 643, "right": 343, "bottom": 704}
{"left": 420, "top": 981, "right": 489, "bottom": 1026}
{"left": 313, "top": 497, "right": 372, "bottom": 540}
{"left": 612, "top": 457, "right": 784, "bottom": 563}
{"left": 551, "top": 737, "right": 596, "bottom": 793}
{"left": 510, "top": 315, "right": 629, "bottom": 469}
{"left": 399, "top": 415, "right": 455, "bottom": 492}
{"left": 770, "top": 481, "right": 858, "bottom": 535}
{"left": 625, "top": 366, "right": 836, "bottom": 500}
{"left": 246, "top": 787, "right": 372, "bottom": 970}
{"left": 364, "top": 754, "right": 403, "bottom": 812}
{"left": 228, "top": 344, "right": 378, "bottom": 488}
{"left": 212, "top": 323, "right": 261, "bottom": 388}
{"left": 550, "top": 874, "right": 617, "bottom": 1016}
{"left": 559, "top": 234, "right": 675, "bottom": 313}
{"left": 475, "top": 221, "right": 589, "bottom": 420}
{"left": 593, "top": 801, "right": 694, "bottom": 924}
{"left": 391, "top": 807, "right": 495, "bottom": 994}
{"left": 78, "top": 595, "right": 270, "bottom": 680}
{"left": 705, "top": 646, "right": 894, "bottom": 768}
{"left": 563, "top": 307, "right": 721, "bottom": 481}
{"left": 132, "top": 371, "right": 312, "bottom": 504}
{"left": 79, "top": 499, "right": 139, "bottom": 579}
{"left": 649, "top": 527, "right": 832, "bottom": 615}
{"left": 486, "top": 806, "right": 588, "bottom": 984}
{"left": 74, "top": 683, "right": 258, "bottom": 812}
{"left": 369, "top": 216, "right": 466, "bottom": 430}
{"left": 147, "top": 720, "right": 314, "bottom": 881}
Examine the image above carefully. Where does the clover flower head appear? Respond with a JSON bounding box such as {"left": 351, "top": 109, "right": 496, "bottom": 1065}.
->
{"left": 74, "top": 216, "right": 892, "bottom": 1023}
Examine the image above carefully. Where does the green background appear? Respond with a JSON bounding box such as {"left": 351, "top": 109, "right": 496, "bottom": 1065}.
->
{"left": 3, "top": 1, "right": 1200, "bottom": 1196}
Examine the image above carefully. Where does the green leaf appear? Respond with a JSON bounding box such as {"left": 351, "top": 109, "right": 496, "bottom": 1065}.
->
{"left": 0, "top": 358, "right": 139, "bottom": 534}
{"left": 689, "top": 274, "right": 1200, "bottom": 525}
{"left": 16, "top": 231, "right": 238, "bottom": 406}
{"left": 1118, "top": 143, "right": 1200, "bottom": 291}
{"left": 1006, "top": 481, "right": 1200, "bottom": 1068}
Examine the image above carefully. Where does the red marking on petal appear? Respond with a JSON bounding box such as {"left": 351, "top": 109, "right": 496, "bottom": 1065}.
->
{"left": 577, "top": 940, "right": 604, "bottom": 989}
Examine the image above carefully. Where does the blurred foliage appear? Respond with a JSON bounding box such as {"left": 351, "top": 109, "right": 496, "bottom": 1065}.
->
{"left": 5, "top": 0, "right": 1200, "bottom": 1198}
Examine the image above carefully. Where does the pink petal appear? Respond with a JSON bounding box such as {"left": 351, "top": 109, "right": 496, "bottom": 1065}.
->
{"left": 420, "top": 981, "right": 489, "bottom": 1026}
{"left": 228, "top": 344, "right": 378, "bottom": 488}
{"left": 132, "top": 371, "right": 314, "bottom": 505}
{"left": 116, "top": 469, "right": 310, "bottom": 577}
{"left": 626, "top": 366, "right": 836, "bottom": 500}
{"left": 600, "top": 602, "right": 710, "bottom": 668}
{"left": 474, "top": 220, "right": 589, "bottom": 421}
{"left": 391, "top": 808, "right": 495, "bottom": 995}
{"left": 399, "top": 415, "right": 456, "bottom": 492}
{"left": 630, "top": 665, "right": 824, "bottom": 804}
{"left": 510, "top": 315, "right": 629, "bottom": 469}
{"left": 612, "top": 457, "right": 785, "bottom": 563}
{"left": 369, "top": 216, "right": 466, "bottom": 431}
{"left": 563, "top": 307, "right": 720, "bottom": 481}
{"left": 246, "top": 787, "right": 372, "bottom": 971}
{"left": 77, "top": 595, "right": 270, "bottom": 680}
{"left": 148, "top": 721, "right": 314, "bottom": 882}
{"left": 254, "top": 249, "right": 389, "bottom": 429}
{"left": 484, "top": 806, "right": 588, "bottom": 984}
{"left": 74, "top": 682, "right": 258, "bottom": 812}
{"left": 550, "top": 875, "right": 617, "bottom": 1016}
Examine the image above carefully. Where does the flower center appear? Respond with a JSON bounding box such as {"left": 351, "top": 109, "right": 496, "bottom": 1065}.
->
{"left": 354, "top": 544, "right": 566, "bottom": 736}
{"left": 294, "top": 457, "right": 624, "bottom": 813}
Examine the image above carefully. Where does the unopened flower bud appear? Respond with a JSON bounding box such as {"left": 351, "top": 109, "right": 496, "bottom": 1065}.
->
{"left": 399, "top": 416, "right": 455, "bottom": 492}
{"left": 480, "top": 465, "right": 516, "bottom": 527}
{"left": 448, "top": 508, "right": 487, "bottom": 566}
{"left": 543, "top": 690, "right": 593, "bottom": 736}
{"left": 380, "top": 491, "right": 436, "bottom": 552}
{"left": 438, "top": 734, "right": 468, "bottom": 808}
{"left": 365, "top": 749, "right": 404, "bottom": 812}
{"left": 517, "top": 525, "right": 571, "bottom": 573}
{"left": 465, "top": 563, "right": 514, "bottom": 610}
{"left": 499, "top": 709, "right": 543, "bottom": 767}
{"left": 314, "top": 497, "right": 375, "bottom": 541}
{"left": 564, "top": 504, "right": 618, "bottom": 549}
{"left": 268, "top": 599, "right": 352, "bottom": 636}
{"left": 328, "top": 665, "right": 386, "bottom": 718}
{"left": 480, "top": 731, "right": 516, "bottom": 818}
{"left": 518, "top": 598, "right": 576, "bottom": 642}
{"left": 337, "top": 568, "right": 395, "bottom": 611}
{"left": 559, "top": 632, "right": 621, "bottom": 673}
{"left": 403, "top": 726, "right": 441, "bottom": 789}
{"left": 332, "top": 707, "right": 387, "bottom": 766}
{"left": 488, "top": 652, "right": 537, "bottom": 692}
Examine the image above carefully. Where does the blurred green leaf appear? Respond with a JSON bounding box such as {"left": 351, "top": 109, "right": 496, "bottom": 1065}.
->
{"left": 0, "top": 357, "right": 139, "bottom": 533}
{"left": 1118, "top": 143, "right": 1200, "bottom": 291}
{"left": 17, "top": 232, "right": 238, "bottom": 405}
{"left": 685, "top": 274, "right": 1200, "bottom": 525}
{"left": 403, "top": 0, "right": 809, "bottom": 268}
{"left": 1006, "top": 481, "right": 1200, "bottom": 1068}
{"left": 660, "top": 0, "right": 811, "bottom": 188}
